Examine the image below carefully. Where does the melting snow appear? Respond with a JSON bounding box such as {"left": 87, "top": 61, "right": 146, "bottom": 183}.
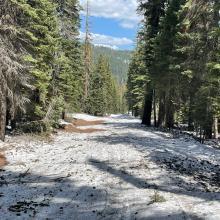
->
{"left": 0, "top": 114, "right": 219, "bottom": 219}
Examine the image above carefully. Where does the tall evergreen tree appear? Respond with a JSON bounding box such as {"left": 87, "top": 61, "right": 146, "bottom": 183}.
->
{"left": 138, "top": 0, "right": 166, "bottom": 126}
{"left": 177, "top": 0, "right": 220, "bottom": 138}
{"left": 22, "top": 0, "right": 60, "bottom": 120}
{"left": 127, "top": 30, "right": 148, "bottom": 117}
{"left": 83, "top": 0, "right": 92, "bottom": 110}
{"left": 87, "top": 56, "right": 108, "bottom": 116}
{"left": 56, "top": 0, "right": 84, "bottom": 114}
{"left": 87, "top": 55, "right": 121, "bottom": 116}
{"left": 0, "top": 0, "right": 34, "bottom": 140}
{"left": 153, "top": 0, "right": 185, "bottom": 128}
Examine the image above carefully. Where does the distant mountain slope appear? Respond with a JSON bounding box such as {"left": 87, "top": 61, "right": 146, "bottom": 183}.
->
{"left": 92, "top": 46, "right": 132, "bottom": 84}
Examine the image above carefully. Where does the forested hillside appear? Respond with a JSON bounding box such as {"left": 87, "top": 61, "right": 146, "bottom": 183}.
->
{"left": 127, "top": 0, "right": 220, "bottom": 141}
{"left": 93, "top": 46, "right": 131, "bottom": 83}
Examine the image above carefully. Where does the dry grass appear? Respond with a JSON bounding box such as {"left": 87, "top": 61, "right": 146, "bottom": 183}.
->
{"left": 148, "top": 191, "right": 166, "bottom": 205}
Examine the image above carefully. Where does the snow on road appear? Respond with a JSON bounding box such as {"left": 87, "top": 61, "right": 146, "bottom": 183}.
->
{"left": 0, "top": 114, "right": 220, "bottom": 220}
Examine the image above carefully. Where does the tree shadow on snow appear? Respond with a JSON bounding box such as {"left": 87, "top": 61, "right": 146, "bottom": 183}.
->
{"left": 135, "top": 212, "right": 205, "bottom": 220}
{"left": 92, "top": 131, "right": 220, "bottom": 163}
{"left": 0, "top": 165, "right": 212, "bottom": 219}
{"left": 0, "top": 169, "right": 109, "bottom": 219}
{"left": 90, "top": 132, "right": 220, "bottom": 202}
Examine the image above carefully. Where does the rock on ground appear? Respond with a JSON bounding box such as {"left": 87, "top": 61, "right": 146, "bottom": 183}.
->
{"left": 0, "top": 114, "right": 220, "bottom": 220}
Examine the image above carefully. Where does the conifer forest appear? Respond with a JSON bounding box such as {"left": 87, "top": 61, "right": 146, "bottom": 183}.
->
{"left": 0, "top": 0, "right": 220, "bottom": 219}
{"left": 127, "top": 0, "right": 220, "bottom": 140}
{"left": 0, "top": 0, "right": 126, "bottom": 141}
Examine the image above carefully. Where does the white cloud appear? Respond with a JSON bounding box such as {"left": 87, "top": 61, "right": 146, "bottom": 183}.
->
{"left": 120, "top": 21, "right": 137, "bottom": 29}
{"left": 80, "top": 0, "right": 141, "bottom": 29}
{"left": 80, "top": 31, "right": 133, "bottom": 48}
{"left": 94, "top": 44, "right": 119, "bottom": 50}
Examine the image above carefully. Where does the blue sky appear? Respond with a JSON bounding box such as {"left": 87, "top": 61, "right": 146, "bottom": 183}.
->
{"left": 79, "top": 0, "right": 141, "bottom": 50}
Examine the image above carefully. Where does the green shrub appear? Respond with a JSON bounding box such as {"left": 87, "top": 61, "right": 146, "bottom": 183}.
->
{"left": 18, "top": 120, "right": 51, "bottom": 133}
{"left": 148, "top": 191, "right": 166, "bottom": 205}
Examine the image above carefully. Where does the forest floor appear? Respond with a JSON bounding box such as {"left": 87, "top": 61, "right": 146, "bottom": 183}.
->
{"left": 0, "top": 114, "right": 220, "bottom": 220}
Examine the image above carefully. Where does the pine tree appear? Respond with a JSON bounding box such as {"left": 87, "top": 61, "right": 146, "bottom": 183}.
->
{"left": 104, "top": 62, "right": 119, "bottom": 114}
{"left": 118, "top": 83, "right": 128, "bottom": 114}
{"left": 127, "top": 30, "right": 148, "bottom": 117}
{"left": 21, "top": 0, "right": 60, "bottom": 120}
{"left": 138, "top": 0, "right": 166, "bottom": 126}
{"left": 0, "top": 0, "right": 34, "bottom": 140}
{"left": 87, "top": 56, "right": 108, "bottom": 116}
{"left": 178, "top": 0, "right": 220, "bottom": 138}
{"left": 83, "top": 0, "right": 92, "bottom": 110}
{"left": 24, "top": 0, "right": 82, "bottom": 122}
{"left": 56, "top": 0, "right": 84, "bottom": 114}
{"left": 87, "top": 55, "right": 120, "bottom": 116}
{"left": 153, "top": 0, "right": 185, "bottom": 128}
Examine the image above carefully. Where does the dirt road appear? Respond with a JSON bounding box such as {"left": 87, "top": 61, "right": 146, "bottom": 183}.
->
{"left": 0, "top": 114, "right": 219, "bottom": 220}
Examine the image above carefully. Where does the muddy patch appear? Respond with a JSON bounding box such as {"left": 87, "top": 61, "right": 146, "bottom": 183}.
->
{"left": 60, "top": 118, "right": 106, "bottom": 133}
{"left": 72, "top": 119, "right": 105, "bottom": 127}
{"left": 0, "top": 152, "right": 8, "bottom": 167}
{"left": 64, "top": 124, "right": 105, "bottom": 133}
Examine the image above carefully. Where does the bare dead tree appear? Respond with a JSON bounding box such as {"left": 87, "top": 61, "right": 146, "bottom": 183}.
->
{"left": 83, "top": 0, "right": 92, "bottom": 104}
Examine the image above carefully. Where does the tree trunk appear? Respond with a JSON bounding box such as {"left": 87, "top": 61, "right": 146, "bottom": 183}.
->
{"left": 157, "top": 93, "right": 166, "bottom": 127}
{"left": 153, "top": 89, "right": 157, "bottom": 127}
{"left": 11, "top": 119, "right": 16, "bottom": 130}
{"left": 0, "top": 90, "right": 7, "bottom": 141}
{"left": 204, "top": 123, "right": 213, "bottom": 139}
{"left": 213, "top": 117, "right": 218, "bottom": 139}
{"left": 165, "top": 91, "right": 174, "bottom": 128}
{"left": 134, "top": 107, "right": 139, "bottom": 117}
{"left": 188, "top": 92, "right": 195, "bottom": 131}
{"left": 165, "top": 103, "right": 174, "bottom": 128}
{"left": 62, "top": 111, "right": 66, "bottom": 120}
{"left": 142, "top": 85, "right": 153, "bottom": 126}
